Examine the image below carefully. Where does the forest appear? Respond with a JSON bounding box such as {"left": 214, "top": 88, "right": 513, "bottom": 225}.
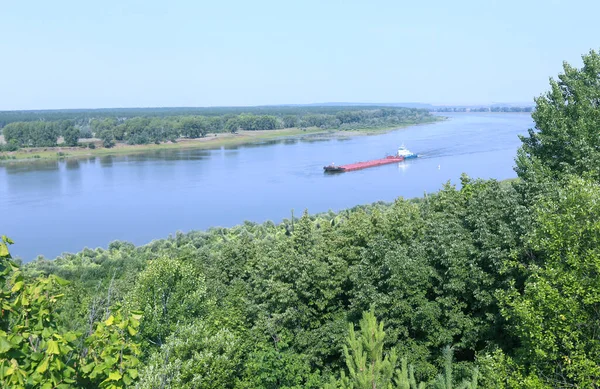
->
{"left": 1, "top": 50, "right": 600, "bottom": 388}
{"left": 0, "top": 107, "right": 438, "bottom": 151}
{"left": 431, "top": 106, "right": 533, "bottom": 113}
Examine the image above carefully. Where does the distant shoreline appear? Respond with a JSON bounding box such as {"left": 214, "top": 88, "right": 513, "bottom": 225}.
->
{"left": 0, "top": 121, "right": 442, "bottom": 164}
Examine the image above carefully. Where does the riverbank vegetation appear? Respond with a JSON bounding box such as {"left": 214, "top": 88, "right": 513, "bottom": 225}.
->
{"left": 431, "top": 106, "right": 533, "bottom": 113}
{"left": 0, "top": 107, "right": 439, "bottom": 154}
{"left": 0, "top": 124, "right": 414, "bottom": 163}
{"left": 2, "top": 50, "right": 600, "bottom": 388}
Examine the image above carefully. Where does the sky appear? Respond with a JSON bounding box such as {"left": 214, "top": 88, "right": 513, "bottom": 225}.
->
{"left": 1, "top": 0, "right": 599, "bottom": 110}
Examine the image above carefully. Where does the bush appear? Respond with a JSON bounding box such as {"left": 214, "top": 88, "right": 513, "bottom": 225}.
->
{"left": 0, "top": 141, "right": 19, "bottom": 152}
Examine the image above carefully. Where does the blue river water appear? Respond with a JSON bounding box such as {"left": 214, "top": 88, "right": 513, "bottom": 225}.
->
{"left": 0, "top": 113, "right": 534, "bottom": 260}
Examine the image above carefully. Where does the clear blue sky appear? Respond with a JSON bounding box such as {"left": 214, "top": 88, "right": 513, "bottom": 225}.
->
{"left": 1, "top": 0, "right": 598, "bottom": 110}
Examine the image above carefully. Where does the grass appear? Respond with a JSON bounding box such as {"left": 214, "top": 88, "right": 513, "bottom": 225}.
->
{"left": 0, "top": 120, "right": 443, "bottom": 164}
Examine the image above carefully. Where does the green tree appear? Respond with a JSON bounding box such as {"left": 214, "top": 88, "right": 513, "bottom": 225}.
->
{"left": 432, "top": 347, "right": 478, "bottom": 389}
{"left": 0, "top": 236, "right": 78, "bottom": 388}
{"left": 62, "top": 122, "right": 80, "bottom": 147}
{"left": 131, "top": 256, "right": 207, "bottom": 346}
{"left": 78, "top": 307, "right": 143, "bottom": 388}
{"left": 496, "top": 49, "right": 600, "bottom": 387}
{"left": 516, "top": 49, "right": 600, "bottom": 183}
{"left": 137, "top": 321, "right": 242, "bottom": 389}
{"left": 236, "top": 340, "right": 320, "bottom": 389}
{"left": 0, "top": 236, "right": 142, "bottom": 388}
{"left": 225, "top": 118, "right": 241, "bottom": 133}
{"left": 179, "top": 116, "right": 207, "bottom": 138}
{"left": 282, "top": 115, "right": 299, "bottom": 128}
{"left": 396, "top": 358, "right": 426, "bottom": 389}
{"left": 499, "top": 176, "right": 600, "bottom": 388}
{"left": 328, "top": 310, "right": 398, "bottom": 389}
{"left": 100, "top": 130, "right": 115, "bottom": 148}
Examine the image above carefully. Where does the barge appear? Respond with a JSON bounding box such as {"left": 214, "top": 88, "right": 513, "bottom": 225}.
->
{"left": 324, "top": 146, "right": 417, "bottom": 173}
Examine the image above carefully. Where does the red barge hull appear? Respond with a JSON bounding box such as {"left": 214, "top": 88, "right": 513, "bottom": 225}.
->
{"left": 324, "top": 155, "right": 404, "bottom": 173}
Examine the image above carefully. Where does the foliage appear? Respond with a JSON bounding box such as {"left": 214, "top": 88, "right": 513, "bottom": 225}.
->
{"left": 432, "top": 347, "right": 478, "bottom": 389}
{"left": 0, "top": 237, "right": 142, "bottom": 388}
{"left": 99, "top": 130, "right": 115, "bottom": 148}
{"left": 499, "top": 176, "right": 600, "bottom": 388}
{"left": 516, "top": 49, "right": 600, "bottom": 183}
{"left": 0, "top": 236, "right": 77, "bottom": 388}
{"left": 339, "top": 309, "right": 398, "bottom": 388}
{"left": 236, "top": 340, "right": 321, "bottom": 389}
{"left": 396, "top": 358, "right": 426, "bottom": 389}
{"left": 3, "top": 121, "right": 60, "bottom": 147}
{"left": 136, "top": 321, "right": 242, "bottom": 389}
{"left": 130, "top": 256, "right": 207, "bottom": 346}
{"left": 1, "top": 107, "right": 438, "bottom": 150}
{"left": 78, "top": 308, "right": 142, "bottom": 388}
{"left": 326, "top": 310, "right": 429, "bottom": 389}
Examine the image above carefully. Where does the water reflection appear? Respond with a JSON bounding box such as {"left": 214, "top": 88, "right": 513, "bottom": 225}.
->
{"left": 397, "top": 162, "right": 410, "bottom": 172}
{"left": 65, "top": 159, "right": 80, "bottom": 170}
{"left": 225, "top": 140, "right": 279, "bottom": 150}
{"left": 4, "top": 160, "right": 59, "bottom": 175}
{"left": 99, "top": 156, "right": 114, "bottom": 167}
{"left": 3, "top": 162, "right": 62, "bottom": 198}
{"left": 123, "top": 149, "right": 212, "bottom": 161}
{"left": 299, "top": 137, "right": 332, "bottom": 144}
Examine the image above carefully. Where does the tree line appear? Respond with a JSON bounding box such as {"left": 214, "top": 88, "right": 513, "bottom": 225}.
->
{"left": 2, "top": 49, "right": 600, "bottom": 388}
{"left": 0, "top": 106, "right": 436, "bottom": 128}
{"left": 1, "top": 107, "right": 437, "bottom": 150}
{"left": 431, "top": 106, "right": 533, "bottom": 112}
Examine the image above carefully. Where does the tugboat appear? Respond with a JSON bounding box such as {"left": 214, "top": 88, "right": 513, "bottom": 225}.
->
{"left": 396, "top": 144, "right": 418, "bottom": 159}
{"left": 323, "top": 164, "right": 346, "bottom": 173}
{"left": 323, "top": 147, "right": 411, "bottom": 173}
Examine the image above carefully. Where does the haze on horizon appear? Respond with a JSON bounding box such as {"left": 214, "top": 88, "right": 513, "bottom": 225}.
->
{"left": 1, "top": 0, "right": 599, "bottom": 111}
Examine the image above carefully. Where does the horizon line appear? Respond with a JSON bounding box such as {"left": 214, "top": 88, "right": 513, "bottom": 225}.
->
{"left": 0, "top": 101, "right": 536, "bottom": 113}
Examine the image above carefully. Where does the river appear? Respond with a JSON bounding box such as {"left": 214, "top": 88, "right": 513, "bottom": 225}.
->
{"left": 0, "top": 113, "right": 534, "bottom": 260}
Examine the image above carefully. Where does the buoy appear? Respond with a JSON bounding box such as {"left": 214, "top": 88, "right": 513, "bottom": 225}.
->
{"left": 438, "top": 164, "right": 441, "bottom": 170}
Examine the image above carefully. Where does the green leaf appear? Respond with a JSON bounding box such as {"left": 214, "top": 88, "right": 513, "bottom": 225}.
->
{"left": 46, "top": 340, "right": 60, "bottom": 355}
{"left": 42, "top": 327, "right": 52, "bottom": 338}
{"left": 36, "top": 357, "right": 49, "bottom": 373}
{"left": 54, "top": 277, "right": 69, "bottom": 286}
{"left": 123, "top": 373, "right": 133, "bottom": 385}
{"left": 127, "top": 369, "right": 139, "bottom": 379}
{"left": 0, "top": 337, "right": 13, "bottom": 353}
{"left": 108, "top": 371, "right": 122, "bottom": 381}
{"left": 127, "top": 326, "right": 138, "bottom": 336}
{"left": 130, "top": 311, "right": 143, "bottom": 321}
{"left": 0, "top": 243, "right": 9, "bottom": 257}
{"left": 81, "top": 362, "right": 95, "bottom": 374}
{"left": 10, "top": 281, "right": 23, "bottom": 293}
{"left": 64, "top": 332, "right": 77, "bottom": 342}
{"left": 9, "top": 334, "right": 23, "bottom": 346}
{"left": 104, "top": 315, "right": 115, "bottom": 326}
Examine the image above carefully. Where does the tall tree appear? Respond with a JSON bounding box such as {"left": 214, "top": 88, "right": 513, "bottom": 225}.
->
{"left": 500, "top": 176, "right": 600, "bottom": 388}
{"left": 62, "top": 121, "right": 80, "bottom": 147}
{"left": 327, "top": 310, "right": 398, "bottom": 389}
{"left": 516, "top": 49, "right": 600, "bottom": 183}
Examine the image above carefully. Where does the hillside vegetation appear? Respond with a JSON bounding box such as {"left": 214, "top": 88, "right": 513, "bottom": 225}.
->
{"left": 2, "top": 50, "right": 600, "bottom": 388}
